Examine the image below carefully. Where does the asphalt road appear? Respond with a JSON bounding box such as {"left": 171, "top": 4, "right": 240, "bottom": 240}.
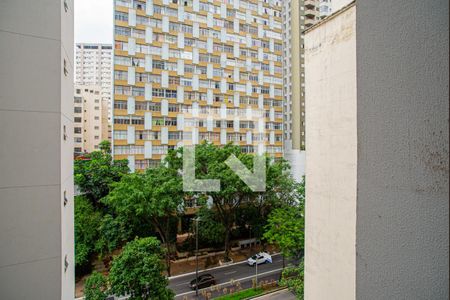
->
{"left": 169, "top": 253, "right": 287, "bottom": 299}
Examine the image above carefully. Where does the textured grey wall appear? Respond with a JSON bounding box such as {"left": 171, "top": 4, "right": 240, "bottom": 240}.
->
{"left": 356, "top": 1, "right": 449, "bottom": 299}
{"left": 0, "top": 0, "right": 74, "bottom": 299}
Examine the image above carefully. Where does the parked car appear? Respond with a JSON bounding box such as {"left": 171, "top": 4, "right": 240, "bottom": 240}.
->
{"left": 190, "top": 274, "right": 216, "bottom": 290}
{"left": 247, "top": 252, "right": 272, "bottom": 266}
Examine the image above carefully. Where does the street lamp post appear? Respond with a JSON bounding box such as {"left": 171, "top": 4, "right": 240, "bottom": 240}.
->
{"left": 195, "top": 217, "right": 200, "bottom": 297}
{"left": 255, "top": 259, "right": 258, "bottom": 288}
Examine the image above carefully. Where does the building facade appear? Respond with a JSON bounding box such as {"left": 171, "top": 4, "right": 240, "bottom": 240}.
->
{"left": 74, "top": 86, "right": 108, "bottom": 155}
{"left": 282, "top": 0, "right": 332, "bottom": 181}
{"left": 0, "top": 0, "right": 74, "bottom": 299}
{"left": 305, "top": 1, "right": 449, "bottom": 299}
{"left": 113, "top": 0, "right": 284, "bottom": 171}
{"left": 75, "top": 43, "right": 113, "bottom": 123}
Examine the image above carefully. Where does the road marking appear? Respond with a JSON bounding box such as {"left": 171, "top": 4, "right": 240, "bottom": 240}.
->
{"left": 168, "top": 253, "right": 281, "bottom": 280}
{"left": 175, "top": 268, "right": 283, "bottom": 298}
{"left": 175, "top": 281, "right": 190, "bottom": 287}
{"left": 224, "top": 270, "right": 237, "bottom": 275}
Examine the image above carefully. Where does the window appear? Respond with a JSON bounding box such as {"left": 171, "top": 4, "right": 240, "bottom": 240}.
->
{"left": 74, "top": 107, "right": 82, "bottom": 113}
{"left": 74, "top": 127, "right": 82, "bottom": 134}
{"left": 74, "top": 117, "right": 82, "bottom": 123}
{"left": 114, "top": 117, "right": 130, "bottom": 124}
{"left": 114, "top": 130, "right": 127, "bottom": 140}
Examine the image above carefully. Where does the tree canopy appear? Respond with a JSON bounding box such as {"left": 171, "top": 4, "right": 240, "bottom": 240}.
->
{"left": 103, "top": 165, "right": 184, "bottom": 275}
{"left": 263, "top": 178, "right": 305, "bottom": 259}
{"left": 263, "top": 204, "right": 304, "bottom": 259}
{"left": 74, "top": 140, "right": 128, "bottom": 204}
{"left": 195, "top": 206, "right": 226, "bottom": 246}
{"left": 84, "top": 271, "right": 108, "bottom": 300}
{"left": 280, "top": 258, "right": 304, "bottom": 299}
{"left": 166, "top": 142, "right": 298, "bottom": 260}
{"left": 74, "top": 195, "right": 102, "bottom": 268}
{"left": 108, "top": 237, "right": 174, "bottom": 300}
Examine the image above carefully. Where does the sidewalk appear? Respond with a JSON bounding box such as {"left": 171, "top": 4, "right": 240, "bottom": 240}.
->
{"left": 251, "top": 289, "right": 297, "bottom": 300}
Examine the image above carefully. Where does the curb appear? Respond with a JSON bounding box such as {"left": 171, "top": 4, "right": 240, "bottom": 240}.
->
{"left": 244, "top": 287, "right": 289, "bottom": 300}
{"left": 168, "top": 253, "right": 281, "bottom": 280}
{"left": 174, "top": 268, "right": 283, "bottom": 298}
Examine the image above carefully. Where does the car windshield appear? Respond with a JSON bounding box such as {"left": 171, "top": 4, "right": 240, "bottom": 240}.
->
{"left": 251, "top": 255, "right": 258, "bottom": 260}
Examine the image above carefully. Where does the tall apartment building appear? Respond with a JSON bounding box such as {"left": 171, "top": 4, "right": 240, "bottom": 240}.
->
{"left": 0, "top": 1, "right": 74, "bottom": 299}
{"left": 74, "top": 86, "right": 108, "bottom": 155}
{"left": 282, "top": 0, "right": 332, "bottom": 181}
{"left": 75, "top": 43, "right": 113, "bottom": 124}
{"left": 113, "top": 0, "right": 284, "bottom": 171}
{"left": 319, "top": 0, "right": 332, "bottom": 18}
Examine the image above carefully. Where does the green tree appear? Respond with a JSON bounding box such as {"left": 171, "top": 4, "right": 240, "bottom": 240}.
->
{"left": 95, "top": 214, "right": 131, "bottom": 258}
{"left": 263, "top": 204, "right": 304, "bottom": 261}
{"left": 75, "top": 195, "right": 102, "bottom": 269}
{"left": 109, "top": 237, "right": 174, "bottom": 300}
{"left": 280, "top": 258, "right": 304, "bottom": 299}
{"left": 166, "top": 142, "right": 296, "bottom": 261}
{"left": 263, "top": 178, "right": 305, "bottom": 261}
{"left": 84, "top": 271, "right": 109, "bottom": 300}
{"left": 103, "top": 165, "right": 183, "bottom": 276}
{"left": 99, "top": 140, "right": 112, "bottom": 154}
{"left": 195, "top": 206, "right": 226, "bottom": 246}
{"left": 74, "top": 141, "right": 128, "bottom": 204}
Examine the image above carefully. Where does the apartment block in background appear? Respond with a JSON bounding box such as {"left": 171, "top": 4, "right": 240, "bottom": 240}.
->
{"left": 0, "top": 0, "right": 75, "bottom": 299}
{"left": 74, "top": 86, "right": 107, "bottom": 155}
{"left": 305, "top": 1, "right": 448, "bottom": 299}
{"left": 282, "top": 0, "right": 332, "bottom": 181}
{"left": 282, "top": 0, "right": 331, "bottom": 181}
{"left": 113, "top": 0, "right": 284, "bottom": 171}
{"left": 75, "top": 43, "right": 113, "bottom": 139}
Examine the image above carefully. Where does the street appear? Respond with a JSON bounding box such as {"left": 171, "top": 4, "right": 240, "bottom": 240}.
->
{"left": 169, "top": 253, "right": 288, "bottom": 299}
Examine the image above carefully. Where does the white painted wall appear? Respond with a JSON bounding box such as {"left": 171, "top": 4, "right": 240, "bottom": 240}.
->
{"left": 304, "top": 5, "right": 357, "bottom": 300}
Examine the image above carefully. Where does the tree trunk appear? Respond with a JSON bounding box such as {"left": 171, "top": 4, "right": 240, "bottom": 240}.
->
{"left": 154, "top": 219, "right": 172, "bottom": 277}
{"left": 224, "top": 227, "right": 231, "bottom": 261}
{"left": 164, "top": 222, "right": 172, "bottom": 277}
{"left": 165, "top": 245, "right": 171, "bottom": 277}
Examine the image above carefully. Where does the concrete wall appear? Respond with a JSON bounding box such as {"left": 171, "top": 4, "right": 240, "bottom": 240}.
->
{"left": 305, "top": 1, "right": 449, "bottom": 299}
{"left": 0, "top": 0, "right": 74, "bottom": 299}
{"left": 355, "top": 0, "right": 449, "bottom": 298}
{"left": 304, "top": 5, "right": 357, "bottom": 299}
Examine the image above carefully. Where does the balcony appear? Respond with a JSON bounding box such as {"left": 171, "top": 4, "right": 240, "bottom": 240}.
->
{"left": 305, "top": 9, "right": 317, "bottom": 19}
{"left": 304, "top": 0, "right": 316, "bottom": 10}
{"left": 305, "top": 18, "right": 316, "bottom": 28}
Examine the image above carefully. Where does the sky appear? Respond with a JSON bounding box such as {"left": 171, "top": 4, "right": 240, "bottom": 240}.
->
{"left": 73, "top": 0, "right": 351, "bottom": 45}
{"left": 74, "top": 0, "right": 113, "bottom": 44}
